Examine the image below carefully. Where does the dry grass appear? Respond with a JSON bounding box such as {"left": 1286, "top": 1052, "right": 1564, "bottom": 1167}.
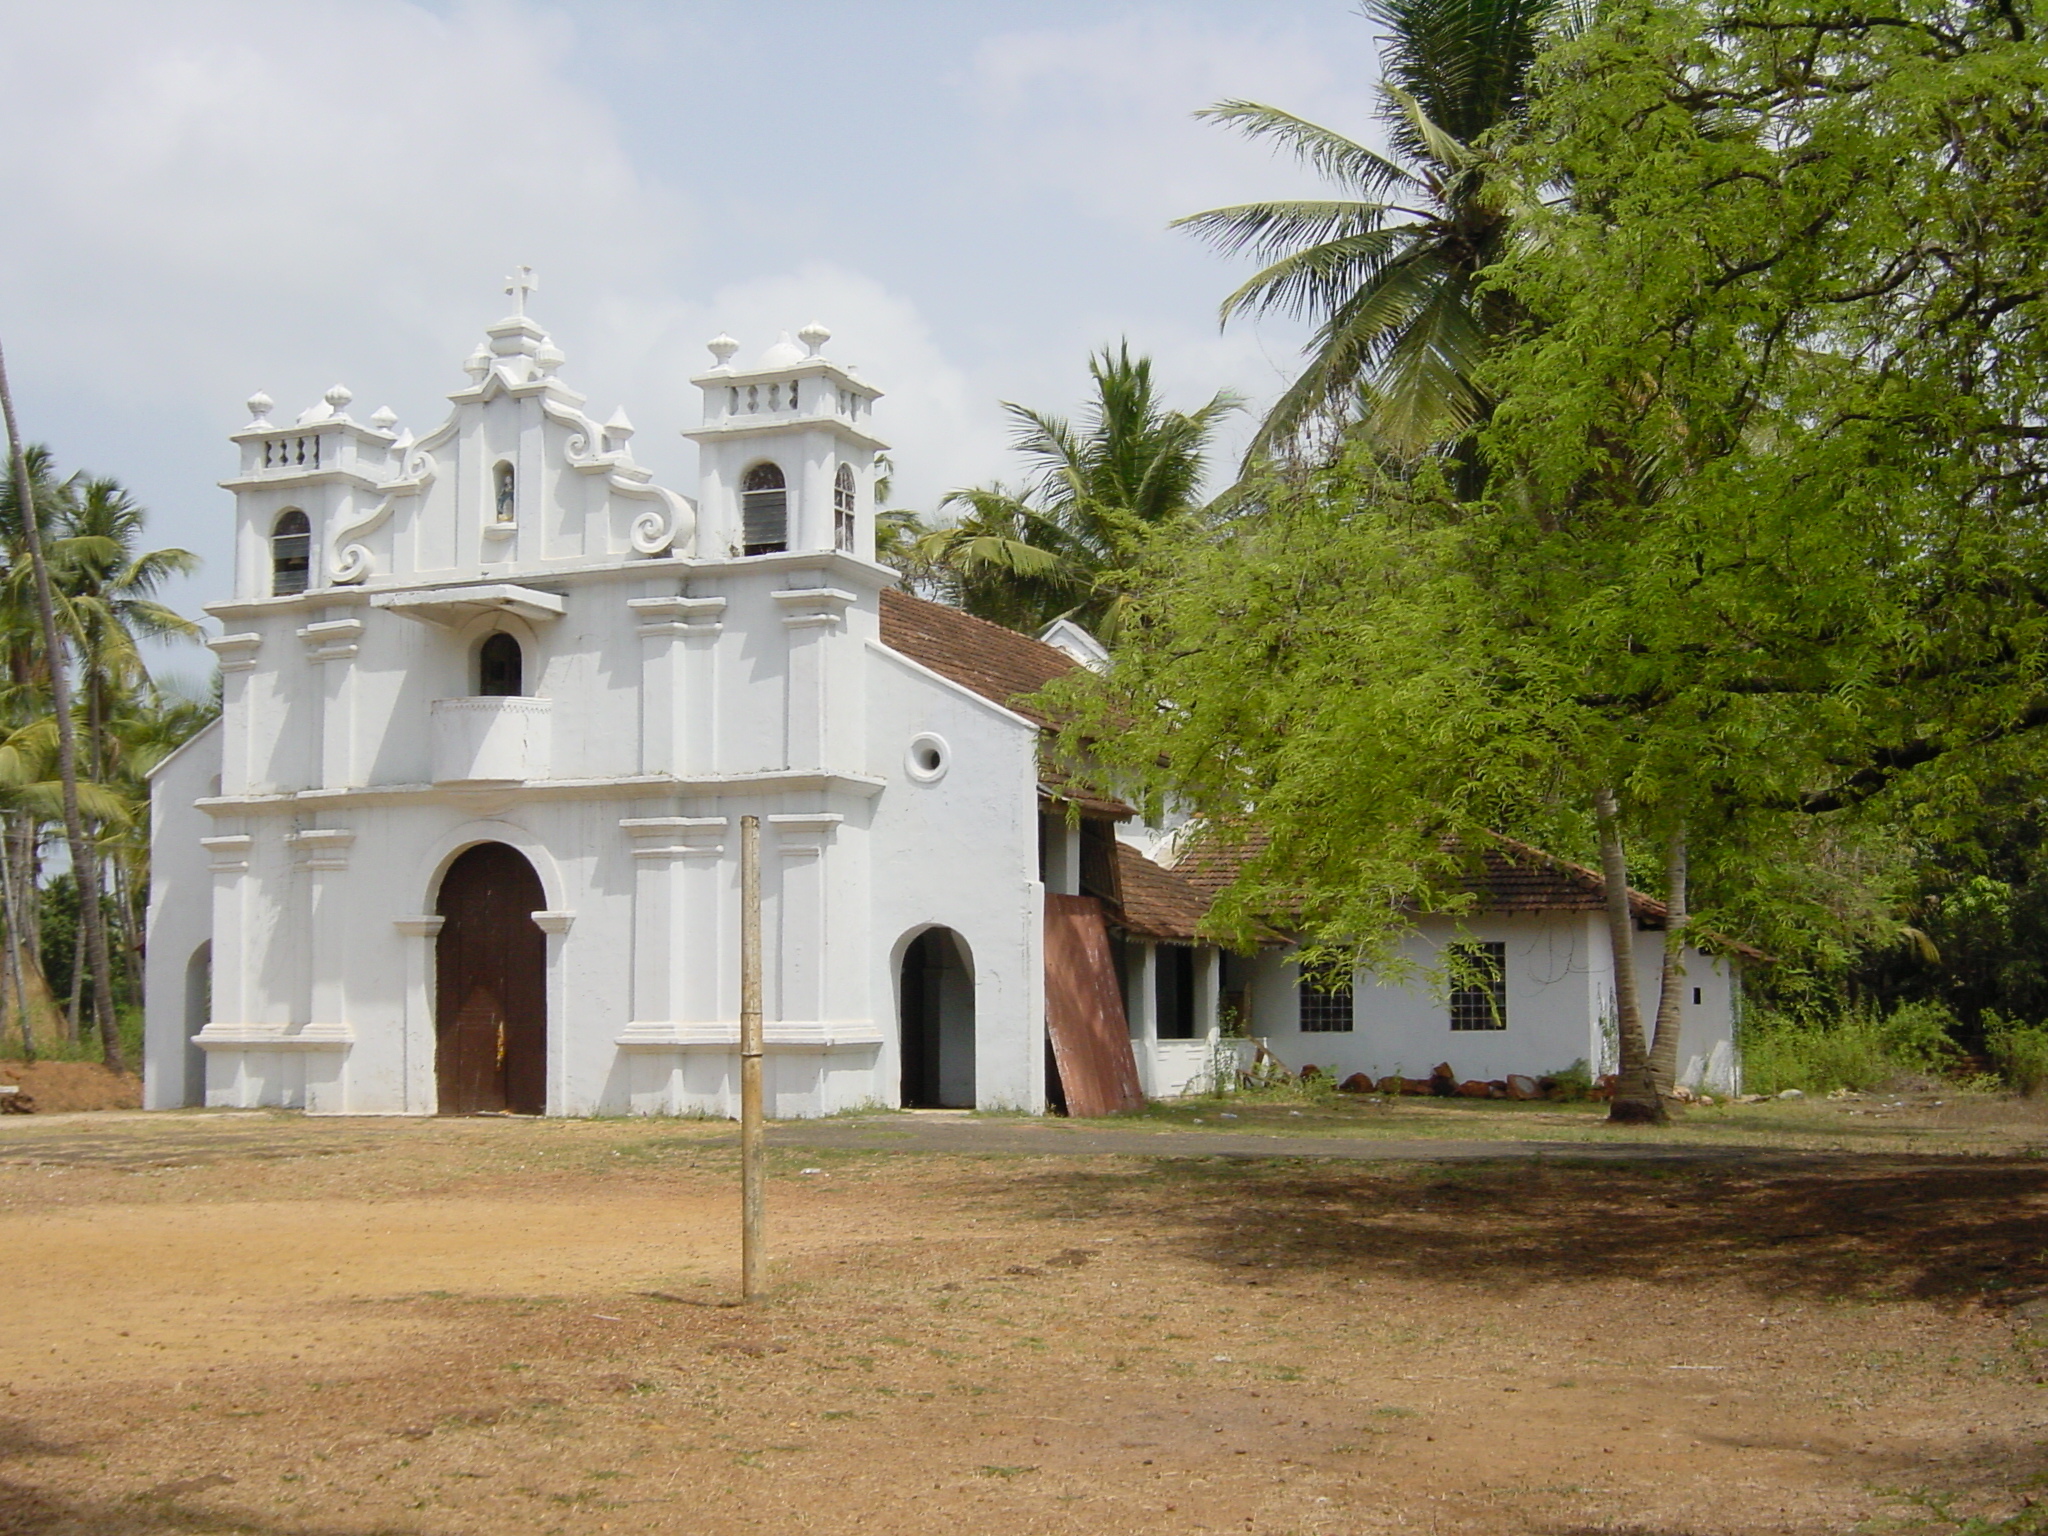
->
{"left": 0, "top": 1105, "right": 2041, "bottom": 1534}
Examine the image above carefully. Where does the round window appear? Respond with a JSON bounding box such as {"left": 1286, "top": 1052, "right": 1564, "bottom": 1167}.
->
{"left": 906, "top": 732, "right": 950, "bottom": 783}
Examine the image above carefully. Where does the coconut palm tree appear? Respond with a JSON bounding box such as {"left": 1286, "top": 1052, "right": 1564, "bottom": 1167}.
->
{"left": 55, "top": 476, "right": 199, "bottom": 776}
{"left": 1177, "top": 0, "right": 1564, "bottom": 462}
{"left": 915, "top": 344, "right": 1238, "bottom": 639}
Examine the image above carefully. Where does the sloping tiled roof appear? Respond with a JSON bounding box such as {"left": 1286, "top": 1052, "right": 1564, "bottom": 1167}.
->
{"left": 1171, "top": 826, "right": 1672, "bottom": 923}
{"left": 878, "top": 588, "right": 1075, "bottom": 730}
{"left": 878, "top": 588, "right": 1132, "bottom": 817}
{"left": 1111, "top": 842, "right": 1212, "bottom": 943}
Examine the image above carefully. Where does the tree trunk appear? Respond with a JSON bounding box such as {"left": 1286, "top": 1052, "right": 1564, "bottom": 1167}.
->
{"left": 1594, "top": 787, "right": 1665, "bottom": 1125}
{"left": 0, "top": 341, "right": 123, "bottom": 1071}
{"left": 1646, "top": 821, "right": 1690, "bottom": 1096}
{"left": 112, "top": 855, "right": 144, "bottom": 1012}
{"left": 0, "top": 812, "right": 28, "bottom": 1061}
{"left": 63, "top": 892, "right": 84, "bottom": 1040}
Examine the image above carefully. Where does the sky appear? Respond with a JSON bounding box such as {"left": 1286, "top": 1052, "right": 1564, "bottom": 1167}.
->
{"left": 0, "top": 0, "right": 1388, "bottom": 684}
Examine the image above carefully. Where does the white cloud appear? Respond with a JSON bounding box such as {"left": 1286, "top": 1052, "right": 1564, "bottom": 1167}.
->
{"left": 0, "top": 0, "right": 990, "bottom": 627}
{"left": 964, "top": 7, "right": 1386, "bottom": 232}
{"left": 0, "top": 0, "right": 1385, "bottom": 655}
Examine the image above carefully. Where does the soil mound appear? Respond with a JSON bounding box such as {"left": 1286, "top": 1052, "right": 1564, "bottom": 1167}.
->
{"left": 0, "top": 1060, "right": 142, "bottom": 1113}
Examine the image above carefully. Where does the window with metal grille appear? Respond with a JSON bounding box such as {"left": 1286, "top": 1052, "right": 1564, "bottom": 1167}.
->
{"left": 1448, "top": 941, "right": 1507, "bottom": 1030}
{"left": 740, "top": 462, "right": 787, "bottom": 555}
{"left": 1297, "top": 965, "right": 1353, "bottom": 1033}
{"left": 271, "top": 508, "right": 311, "bottom": 595}
{"left": 833, "top": 463, "right": 856, "bottom": 552}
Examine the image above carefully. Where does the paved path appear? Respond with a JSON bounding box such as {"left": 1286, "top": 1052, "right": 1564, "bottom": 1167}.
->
{"left": 761, "top": 1113, "right": 1796, "bottom": 1165}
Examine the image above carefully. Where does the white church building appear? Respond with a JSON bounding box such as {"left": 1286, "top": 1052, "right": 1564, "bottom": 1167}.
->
{"left": 143, "top": 280, "right": 1742, "bottom": 1118}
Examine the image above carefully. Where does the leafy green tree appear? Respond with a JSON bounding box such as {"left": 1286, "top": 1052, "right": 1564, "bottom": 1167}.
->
{"left": 914, "top": 344, "right": 1237, "bottom": 638}
{"left": 1059, "top": 0, "right": 2048, "bottom": 1117}
{"left": 1177, "top": 0, "right": 1563, "bottom": 461}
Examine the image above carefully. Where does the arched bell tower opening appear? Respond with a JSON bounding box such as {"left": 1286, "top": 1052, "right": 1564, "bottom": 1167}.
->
{"left": 434, "top": 842, "right": 548, "bottom": 1115}
{"left": 271, "top": 509, "right": 311, "bottom": 595}
{"left": 833, "top": 463, "right": 857, "bottom": 552}
{"left": 899, "top": 927, "right": 975, "bottom": 1108}
{"left": 740, "top": 462, "right": 788, "bottom": 555}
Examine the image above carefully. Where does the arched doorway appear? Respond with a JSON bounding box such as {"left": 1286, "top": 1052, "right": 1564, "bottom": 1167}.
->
{"left": 183, "top": 941, "right": 211, "bottom": 1107}
{"left": 434, "top": 842, "right": 547, "bottom": 1115}
{"left": 899, "top": 927, "right": 974, "bottom": 1108}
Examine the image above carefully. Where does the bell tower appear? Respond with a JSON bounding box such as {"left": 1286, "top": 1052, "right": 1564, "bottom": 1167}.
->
{"left": 684, "top": 323, "right": 886, "bottom": 561}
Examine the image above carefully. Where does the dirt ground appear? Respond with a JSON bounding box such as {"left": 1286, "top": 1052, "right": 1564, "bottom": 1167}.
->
{"left": 0, "top": 1102, "right": 2045, "bottom": 1536}
{"left": 0, "top": 1060, "right": 141, "bottom": 1114}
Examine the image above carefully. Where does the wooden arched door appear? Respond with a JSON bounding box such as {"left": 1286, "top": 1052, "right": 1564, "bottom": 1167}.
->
{"left": 435, "top": 842, "right": 548, "bottom": 1115}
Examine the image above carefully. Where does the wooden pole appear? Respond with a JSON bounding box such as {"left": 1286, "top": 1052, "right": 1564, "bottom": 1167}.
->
{"left": 739, "top": 814, "right": 765, "bottom": 1300}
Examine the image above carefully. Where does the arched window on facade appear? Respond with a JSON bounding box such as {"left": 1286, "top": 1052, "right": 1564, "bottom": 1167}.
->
{"left": 478, "top": 632, "right": 523, "bottom": 697}
{"left": 493, "top": 460, "right": 516, "bottom": 523}
{"left": 740, "top": 462, "right": 787, "bottom": 556}
{"left": 271, "top": 509, "right": 311, "bottom": 596}
{"left": 833, "top": 463, "right": 857, "bottom": 553}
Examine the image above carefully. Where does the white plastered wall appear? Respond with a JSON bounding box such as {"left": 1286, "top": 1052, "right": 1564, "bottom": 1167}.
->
{"left": 1237, "top": 911, "right": 1740, "bottom": 1089}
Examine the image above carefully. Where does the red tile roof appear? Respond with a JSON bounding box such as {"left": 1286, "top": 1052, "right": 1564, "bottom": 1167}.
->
{"left": 878, "top": 588, "right": 1132, "bottom": 817}
{"left": 879, "top": 588, "right": 1075, "bottom": 730}
{"left": 1172, "top": 825, "right": 1706, "bottom": 929}
{"left": 1111, "top": 842, "right": 1212, "bottom": 943}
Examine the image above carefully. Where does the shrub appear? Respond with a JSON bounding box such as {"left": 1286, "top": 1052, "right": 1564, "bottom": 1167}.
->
{"left": 1985, "top": 1014, "right": 2048, "bottom": 1096}
{"left": 1544, "top": 1058, "right": 1595, "bottom": 1101}
{"left": 1741, "top": 1004, "right": 1960, "bottom": 1095}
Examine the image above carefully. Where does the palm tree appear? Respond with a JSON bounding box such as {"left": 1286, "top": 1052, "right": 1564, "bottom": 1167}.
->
{"left": 0, "top": 347, "right": 123, "bottom": 1070}
{"left": 57, "top": 476, "right": 200, "bottom": 782}
{"left": 1177, "top": 0, "right": 1563, "bottom": 462}
{"left": 915, "top": 344, "right": 1238, "bottom": 639}
{"left": 50, "top": 476, "right": 199, "bottom": 1026}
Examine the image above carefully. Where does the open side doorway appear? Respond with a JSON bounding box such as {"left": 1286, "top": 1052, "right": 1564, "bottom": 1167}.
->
{"left": 899, "top": 927, "right": 975, "bottom": 1108}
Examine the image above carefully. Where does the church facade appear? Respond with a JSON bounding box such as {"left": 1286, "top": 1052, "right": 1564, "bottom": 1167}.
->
{"left": 144, "top": 287, "right": 1069, "bottom": 1117}
{"left": 144, "top": 282, "right": 1744, "bottom": 1118}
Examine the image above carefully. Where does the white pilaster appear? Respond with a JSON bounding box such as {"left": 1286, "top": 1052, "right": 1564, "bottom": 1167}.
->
{"left": 392, "top": 915, "right": 445, "bottom": 1115}
{"left": 769, "top": 813, "right": 840, "bottom": 1026}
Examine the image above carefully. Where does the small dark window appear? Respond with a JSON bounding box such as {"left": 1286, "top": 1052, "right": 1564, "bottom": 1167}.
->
{"left": 741, "top": 462, "right": 787, "bottom": 555}
{"left": 493, "top": 460, "right": 516, "bottom": 523}
{"left": 1156, "top": 946, "right": 1197, "bottom": 1040}
{"left": 1298, "top": 963, "right": 1353, "bottom": 1033}
{"left": 1692, "top": 986, "right": 1702, "bottom": 1006}
{"left": 834, "top": 463, "right": 857, "bottom": 552}
{"left": 271, "top": 509, "right": 311, "bottom": 595}
{"left": 478, "top": 632, "right": 523, "bottom": 696}
{"left": 1448, "top": 941, "right": 1507, "bottom": 1031}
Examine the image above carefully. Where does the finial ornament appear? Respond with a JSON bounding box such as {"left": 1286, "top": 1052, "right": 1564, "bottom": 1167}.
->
{"left": 370, "top": 405, "right": 398, "bottom": 431}
{"left": 504, "top": 264, "right": 538, "bottom": 317}
{"left": 246, "top": 391, "right": 274, "bottom": 427}
{"left": 707, "top": 334, "right": 740, "bottom": 366}
{"left": 798, "top": 321, "right": 831, "bottom": 357}
{"left": 463, "top": 345, "right": 491, "bottom": 382}
{"left": 324, "top": 383, "right": 353, "bottom": 414}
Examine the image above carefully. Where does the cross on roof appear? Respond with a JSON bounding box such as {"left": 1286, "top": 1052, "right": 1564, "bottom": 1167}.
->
{"left": 504, "top": 265, "right": 538, "bottom": 318}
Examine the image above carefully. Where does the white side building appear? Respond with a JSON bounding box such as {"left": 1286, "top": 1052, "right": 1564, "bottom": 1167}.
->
{"left": 1177, "top": 838, "right": 1746, "bottom": 1095}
